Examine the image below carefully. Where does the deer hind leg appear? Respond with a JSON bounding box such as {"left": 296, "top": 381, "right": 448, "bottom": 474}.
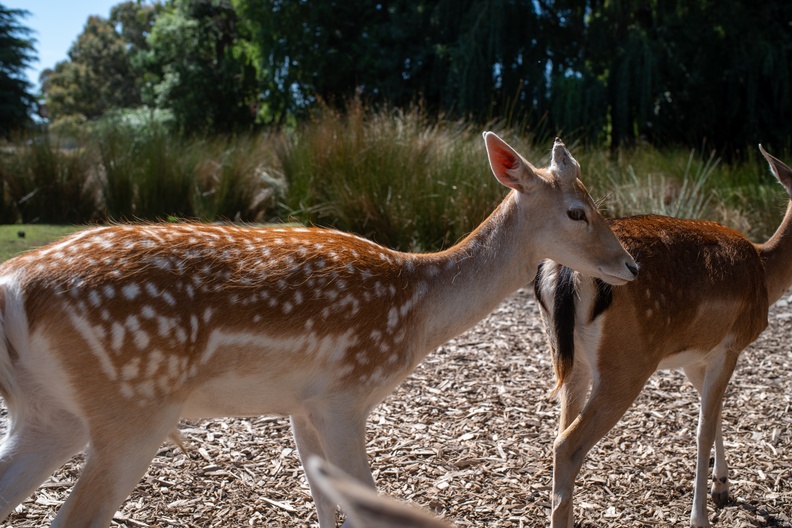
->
{"left": 293, "top": 405, "right": 375, "bottom": 528}
{"left": 683, "top": 364, "right": 729, "bottom": 509}
{"left": 291, "top": 414, "right": 338, "bottom": 527}
{"left": 0, "top": 408, "right": 87, "bottom": 521}
{"left": 683, "top": 353, "right": 738, "bottom": 528}
{"left": 552, "top": 368, "right": 650, "bottom": 528}
{"left": 50, "top": 404, "right": 181, "bottom": 528}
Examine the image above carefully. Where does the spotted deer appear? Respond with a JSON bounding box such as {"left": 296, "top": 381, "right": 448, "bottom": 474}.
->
{"left": 534, "top": 145, "right": 792, "bottom": 528}
{"left": 0, "top": 132, "right": 637, "bottom": 528}
{"left": 307, "top": 456, "right": 455, "bottom": 528}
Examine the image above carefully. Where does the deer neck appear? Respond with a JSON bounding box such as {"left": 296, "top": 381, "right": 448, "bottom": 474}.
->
{"left": 414, "top": 192, "right": 536, "bottom": 349}
{"left": 758, "top": 200, "right": 792, "bottom": 304}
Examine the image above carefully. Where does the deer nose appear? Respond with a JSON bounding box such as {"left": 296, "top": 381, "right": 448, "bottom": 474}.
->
{"left": 626, "top": 262, "right": 639, "bottom": 278}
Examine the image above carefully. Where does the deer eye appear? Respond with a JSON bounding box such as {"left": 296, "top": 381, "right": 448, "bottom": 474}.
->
{"left": 567, "top": 208, "right": 587, "bottom": 222}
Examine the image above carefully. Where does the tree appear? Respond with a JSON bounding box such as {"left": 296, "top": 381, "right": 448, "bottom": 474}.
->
{"left": 0, "top": 4, "right": 37, "bottom": 136}
{"left": 41, "top": 2, "right": 159, "bottom": 125}
{"left": 42, "top": 15, "right": 133, "bottom": 122}
{"left": 144, "top": 0, "right": 258, "bottom": 134}
{"left": 234, "top": 0, "right": 552, "bottom": 126}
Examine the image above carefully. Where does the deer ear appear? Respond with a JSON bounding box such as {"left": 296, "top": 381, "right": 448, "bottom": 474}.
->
{"left": 759, "top": 144, "right": 792, "bottom": 198}
{"left": 483, "top": 132, "right": 538, "bottom": 193}
{"left": 306, "top": 456, "right": 452, "bottom": 528}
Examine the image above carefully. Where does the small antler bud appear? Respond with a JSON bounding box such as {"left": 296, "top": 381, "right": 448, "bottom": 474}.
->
{"left": 551, "top": 138, "right": 579, "bottom": 179}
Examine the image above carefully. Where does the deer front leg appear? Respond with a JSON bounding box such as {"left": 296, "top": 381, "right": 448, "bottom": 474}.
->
{"left": 557, "top": 361, "right": 591, "bottom": 435}
{"left": 0, "top": 411, "right": 87, "bottom": 521}
{"left": 552, "top": 373, "right": 647, "bottom": 528}
{"left": 50, "top": 405, "right": 180, "bottom": 528}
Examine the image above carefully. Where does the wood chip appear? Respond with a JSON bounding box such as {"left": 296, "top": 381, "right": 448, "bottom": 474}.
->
{"left": 1, "top": 289, "right": 790, "bottom": 527}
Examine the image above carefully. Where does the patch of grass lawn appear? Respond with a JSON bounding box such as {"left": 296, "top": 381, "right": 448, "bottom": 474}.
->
{"left": 0, "top": 224, "right": 85, "bottom": 262}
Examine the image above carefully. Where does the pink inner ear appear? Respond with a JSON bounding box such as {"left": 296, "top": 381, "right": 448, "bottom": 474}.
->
{"left": 490, "top": 146, "right": 519, "bottom": 173}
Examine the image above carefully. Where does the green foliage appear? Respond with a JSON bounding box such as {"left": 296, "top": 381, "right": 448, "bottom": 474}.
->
{"left": 92, "top": 110, "right": 281, "bottom": 222}
{"left": 1, "top": 104, "right": 790, "bottom": 250}
{"left": 279, "top": 101, "right": 515, "bottom": 250}
{"left": 143, "top": 0, "right": 258, "bottom": 134}
{"left": 233, "top": 0, "right": 551, "bottom": 128}
{"left": 27, "top": 0, "right": 792, "bottom": 153}
{"left": 94, "top": 112, "right": 194, "bottom": 220}
{"left": 0, "top": 4, "right": 36, "bottom": 136}
{"left": 0, "top": 139, "right": 97, "bottom": 224}
{"left": 191, "top": 134, "right": 285, "bottom": 221}
{"left": 42, "top": 15, "right": 137, "bottom": 123}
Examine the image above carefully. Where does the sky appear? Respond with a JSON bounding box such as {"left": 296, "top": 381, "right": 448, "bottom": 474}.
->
{"left": 6, "top": 0, "right": 122, "bottom": 91}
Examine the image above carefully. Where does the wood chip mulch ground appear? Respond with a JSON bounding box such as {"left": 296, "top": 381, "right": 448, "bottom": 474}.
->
{"left": 2, "top": 288, "right": 791, "bottom": 527}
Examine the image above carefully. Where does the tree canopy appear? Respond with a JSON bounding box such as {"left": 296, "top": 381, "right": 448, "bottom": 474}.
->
{"left": 0, "top": 4, "right": 36, "bottom": 136}
{"left": 32, "top": 0, "right": 792, "bottom": 151}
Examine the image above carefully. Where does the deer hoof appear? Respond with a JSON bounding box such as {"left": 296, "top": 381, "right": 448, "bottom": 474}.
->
{"left": 711, "top": 488, "right": 729, "bottom": 508}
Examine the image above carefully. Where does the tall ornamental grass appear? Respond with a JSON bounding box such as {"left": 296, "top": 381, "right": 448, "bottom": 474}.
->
{"left": 0, "top": 138, "right": 97, "bottom": 224}
{"left": 278, "top": 103, "right": 508, "bottom": 251}
{"left": 1, "top": 104, "right": 789, "bottom": 249}
{"left": 579, "top": 142, "right": 789, "bottom": 241}
{"left": 93, "top": 111, "right": 284, "bottom": 222}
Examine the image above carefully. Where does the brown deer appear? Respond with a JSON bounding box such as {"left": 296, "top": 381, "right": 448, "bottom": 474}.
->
{"left": 534, "top": 145, "right": 792, "bottom": 528}
{"left": 0, "top": 133, "right": 636, "bottom": 527}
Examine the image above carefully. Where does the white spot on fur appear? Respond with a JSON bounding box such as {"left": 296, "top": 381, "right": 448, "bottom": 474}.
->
{"left": 122, "top": 357, "right": 141, "bottom": 380}
{"left": 157, "top": 316, "right": 175, "bottom": 337}
{"left": 112, "top": 322, "right": 125, "bottom": 351}
{"left": 190, "top": 315, "right": 199, "bottom": 342}
{"left": 123, "top": 283, "right": 141, "bottom": 300}
{"left": 69, "top": 313, "right": 117, "bottom": 381}
{"left": 145, "top": 282, "right": 159, "bottom": 298}
{"left": 387, "top": 307, "right": 399, "bottom": 331}
{"left": 146, "top": 350, "right": 164, "bottom": 377}
{"left": 161, "top": 290, "right": 176, "bottom": 306}
{"left": 120, "top": 382, "right": 134, "bottom": 399}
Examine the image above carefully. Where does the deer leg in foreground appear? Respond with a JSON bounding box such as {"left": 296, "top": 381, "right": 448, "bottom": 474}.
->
{"left": 50, "top": 406, "right": 180, "bottom": 528}
{"left": 682, "top": 364, "right": 729, "bottom": 509}
{"left": 687, "top": 352, "right": 739, "bottom": 528}
{"left": 0, "top": 412, "right": 87, "bottom": 519}
{"left": 552, "top": 372, "right": 649, "bottom": 528}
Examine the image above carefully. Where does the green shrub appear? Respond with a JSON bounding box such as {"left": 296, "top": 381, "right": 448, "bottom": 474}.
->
{"left": 278, "top": 102, "right": 508, "bottom": 251}
{"left": 1, "top": 103, "right": 789, "bottom": 249}
{"left": 95, "top": 112, "right": 194, "bottom": 221}
{"left": 192, "top": 134, "right": 285, "bottom": 222}
{"left": 0, "top": 138, "right": 97, "bottom": 224}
